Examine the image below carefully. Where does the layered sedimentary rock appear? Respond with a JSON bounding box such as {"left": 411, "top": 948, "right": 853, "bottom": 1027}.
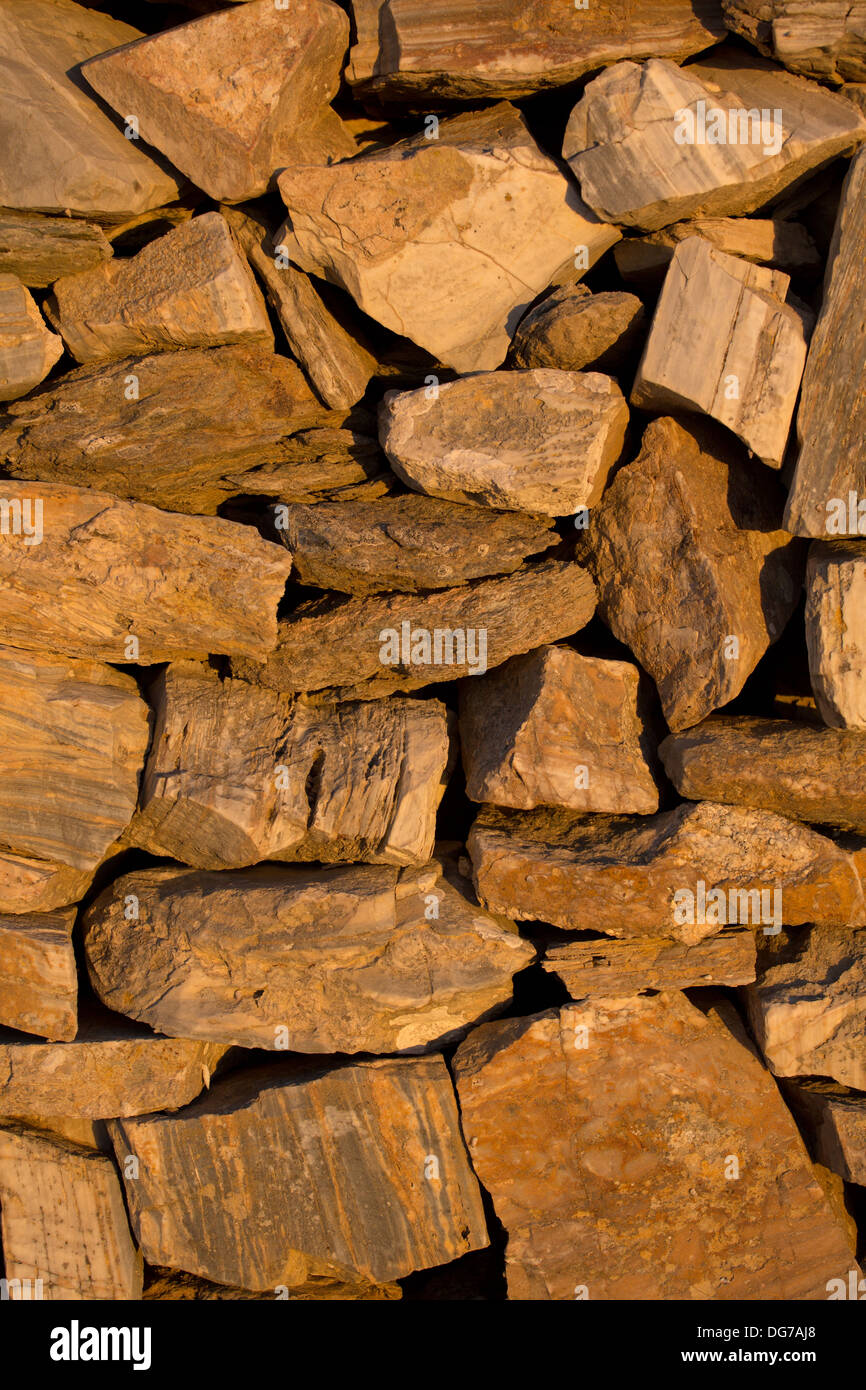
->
{"left": 544, "top": 931, "right": 756, "bottom": 995}
{"left": 806, "top": 542, "right": 866, "bottom": 729}
{"left": 614, "top": 216, "right": 820, "bottom": 289}
{"left": 452, "top": 995, "right": 857, "bottom": 1299}
{"left": 278, "top": 104, "right": 620, "bottom": 372}
{"left": 0, "top": 275, "right": 63, "bottom": 401}
{"left": 784, "top": 1079, "right": 866, "bottom": 1185}
{"left": 0, "top": 854, "right": 94, "bottom": 917}
{"left": 46, "top": 213, "right": 272, "bottom": 365}
{"left": 276, "top": 494, "right": 556, "bottom": 595}
{"left": 785, "top": 150, "right": 866, "bottom": 534}
{"left": 0, "top": 0, "right": 183, "bottom": 220}
{"left": 110, "top": 1057, "right": 489, "bottom": 1288}
{"left": 80, "top": 0, "right": 353, "bottom": 203}
{"left": 660, "top": 715, "right": 866, "bottom": 831}
{"left": 83, "top": 861, "right": 533, "bottom": 1052}
{"left": 0, "top": 1123, "right": 142, "bottom": 1300}
{"left": 722, "top": 0, "right": 866, "bottom": 83}
{"left": 0, "top": 908, "right": 77, "bottom": 1041}
{"left": 507, "top": 285, "right": 645, "bottom": 373}
{"left": 347, "top": 0, "right": 726, "bottom": 99}
{"left": 232, "top": 559, "right": 596, "bottom": 701}
{"left": 631, "top": 238, "right": 808, "bottom": 468}
{"left": 380, "top": 370, "right": 628, "bottom": 516}
{"left": 459, "top": 646, "right": 659, "bottom": 813}
{"left": 0, "top": 483, "right": 291, "bottom": 663}
{"left": 0, "top": 211, "right": 112, "bottom": 288}
{"left": 745, "top": 925, "right": 866, "bottom": 1087}
{"left": 583, "top": 416, "right": 802, "bottom": 730}
{"left": 468, "top": 801, "right": 865, "bottom": 938}
{"left": 563, "top": 52, "right": 866, "bottom": 230}
{"left": 129, "top": 663, "right": 450, "bottom": 868}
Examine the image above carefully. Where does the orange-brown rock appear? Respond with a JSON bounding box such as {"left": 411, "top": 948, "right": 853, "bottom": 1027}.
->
{"left": 452, "top": 994, "right": 857, "bottom": 1298}
{"left": 0, "top": 275, "right": 62, "bottom": 401}
{"left": 507, "top": 284, "right": 646, "bottom": 374}
{"left": 544, "top": 930, "right": 756, "bottom": 996}
{"left": 0, "top": 210, "right": 112, "bottom": 289}
{"left": 722, "top": 0, "right": 866, "bottom": 83}
{"left": 783, "top": 1079, "right": 866, "bottom": 1185}
{"left": 0, "top": 852, "right": 94, "bottom": 917}
{"left": 0, "top": 907, "right": 77, "bottom": 1040}
{"left": 805, "top": 541, "right": 866, "bottom": 729}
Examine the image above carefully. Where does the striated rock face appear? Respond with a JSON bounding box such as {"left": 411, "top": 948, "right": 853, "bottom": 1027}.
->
{"left": 544, "top": 931, "right": 756, "bottom": 996}
{"left": 745, "top": 925, "right": 866, "bottom": 1088}
{"left": 661, "top": 715, "right": 866, "bottom": 832}
{"left": 0, "top": 211, "right": 113, "bottom": 289}
{"left": 563, "top": 51, "right": 866, "bottom": 230}
{"left": 0, "top": 483, "right": 291, "bottom": 663}
{"left": 129, "top": 663, "right": 450, "bottom": 868}
{"left": 83, "top": 860, "right": 533, "bottom": 1052}
{"left": 0, "top": 1123, "right": 142, "bottom": 1300}
{"left": 508, "top": 285, "right": 645, "bottom": 374}
{"left": 380, "top": 370, "right": 628, "bottom": 516}
{"left": 453, "top": 995, "right": 856, "bottom": 1299}
{"left": 614, "top": 216, "right": 820, "bottom": 290}
{"left": 631, "top": 238, "right": 808, "bottom": 469}
{"left": 46, "top": 213, "right": 272, "bottom": 365}
{"left": 0, "top": 344, "right": 326, "bottom": 514}
{"left": 0, "top": 854, "right": 95, "bottom": 918}
{"left": 583, "top": 416, "right": 803, "bottom": 731}
{"left": 278, "top": 104, "right": 620, "bottom": 373}
{"left": 722, "top": 0, "right": 866, "bottom": 83}
{"left": 0, "top": 908, "right": 77, "bottom": 1041}
{"left": 276, "top": 494, "right": 556, "bottom": 595}
{"left": 783, "top": 1079, "right": 866, "bottom": 1185}
{"left": 0, "top": 0, "right": 183, "bottom": 220}
{"left": 468, "top": 801, "right": 866, "bottom": 939}
{"left": 110, "top": 1056, "right": 489, "bottom": 1288}
{"left": 459, "top": 645, "right": 659, "bottom": 813}
{"left": 805, "top": 542, "right": 866, "bottom": 729}
{"left": 80, "top": 0, "right": 353, "bottom": 203}
{"left": 0, "top": 275, "right": 63, "bottom": 401}
{"left": 347, "top": 0, "right": 726, "bottom": 100}
{"left": 232, "top": 559, "right": 596, "bottom": 701}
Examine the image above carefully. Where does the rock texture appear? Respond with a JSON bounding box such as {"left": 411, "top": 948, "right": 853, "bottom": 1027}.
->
{"left": 80, "top": 0, "right": 353, "bottom": 203}
{"left": 805, "top": 541, "right": 866, "bottom": 729}
{"left": 583, "top": 416, "right": 803, "bottom": 731}
{"left": 784, "top": 1079, "right": 866, "bottom": 1185}
{"left": 563, "top": 51, "right": 866, "bottom": 230}
{"left": 380, "top": 370, "right": 628, "bottom": 516}
{"left": 0, "top": 483, "right": 291, "bottom": 663}
{"left": 232, "top": 559, "right": 596, "bottom": 701}
{"left": 0, "top": 275, "right": 63, "bottom": 401}
{"left": 129, "top": 664, "right": 450, "bottom": 868}
{"left": 785, "top": 149, "right": 866, "bottom": 536}
{"left": 0, "top": 854, "right": 94, "bottom": 918}
{"left": 277, "top": 494, "right": 556, "bottom": 595}
{"left": 614, "top": 216, "right": 821, "bottom": 291}
{"left": 723, "top": 0, "right": 866, "bottom": 83}
{"left": 46, "top": 213, "right": 272, "bottom": 365}
{"left": 544, "top": 930, "right": 756, "bottom": 995}
{"left": 459, "top": 646, "right": 659, "bottom": 813}
{"left": 278, "top": 104, "right": 620, "bottom": 372}
{"left": 0, "top": 211, "right": 113, "bottom": 289}
{"left": 508, "top": 285, "right": 646, "bottom": 373}
{"left": 631, "top": 238, "right": 808, "bottom": 468}
{"left": 468, "top": 801, "right": 865, "bottom": 938}
{"left": 110, "top": 1057, "right": 488, "bottom": 1288}
{"left": 0, "top": 908, "right": 77, "bottom": 1041}
{"left": 0, "top": 1123, "right": 142, "bottom": 1300}
{"left": 453, "top": 995, "right": 857, "bottom": 1299}
{"left": 661, "top": 715, "right": 866, "bottom": 832}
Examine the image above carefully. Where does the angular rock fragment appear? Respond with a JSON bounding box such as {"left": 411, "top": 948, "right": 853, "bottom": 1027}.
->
{"left": 785, "top": 149, "right": 866, "bottom": 536}
{"left": 745, "top": 925, "right": 866, "bottom": 1087}
{"left": 452, "top": 995, "right": 857, "bottom": 1299}
{"left": 0, "top": 908, "right": 77, "bottom": 1041}
{"left": 0, "top": 1115, "right": 108, "bottom": 1151}
{"left": 0, "top": 646, "right": 150, "bottom": 872}
{"left": 144, "top": 1266, "right": 400, "bottom": 1302}
{"left": 279, "top": 104, "right": 620, "bottom": 373}
{"left": 805, "top": 542, "right": 866, "bottom": 728}
{"left": 544, "top": 930, "right": 756, "bottom": 995}
{"left": 222, "top": 206, "right": 377, "bottom": 410}
{"left": 380, "top": 370, "right": 628, "bottom": 516}
{"left": 723, "top": 0, "right": 866, "bottom": 83}
{"left": 0, "top": 1123, "right": 142, "bottom": 1300}
{"left": 508, "top": 285, "right": 645, "bottom": 374}
{"left": 0, "top": 211, "right": 112, "bottom": 288}
{"left": 583, "top": 416, "right": 803, "bottom": 731}
{"left": 84, "top": 860, "right": 533, "bottom": 1052}
{"left": 0, "top": 853, "right": 94, "bottom": 917}
{"left": 459, "top": 646, "right": 659, "bottom": 813}
{"left": 563, "top": 52, "right": 866, "bottom": 230}
{"left": 468, "top": 801, "right": 865, "bottom": 938}
{"left": 0, "top": 344, "right": 348, "bottom": 515}
{"left": 614, "top": 216, "right": 820, "bottom": 291}
{"left": 783, "top": 1079, "right": 866, "bottom": 1185}
{"left": 0, "top": 1013, "right": 226, "bottom": 1118}
{"left": 277, "top": 494, "right": 556, "bottom": 595}
{"left": 46, "top": 213, "right": 272, "bottom": 365}
{"left": 0, "top": 483, "right": 291, "bottom": 663}
{"left": 81, "top": 0, "right": 353, "bottom": 203}
{"left": 130, "top": 663, "right": 449, "bottom": 868}
{"left": 232, "top": 558, "right": 596, "bottom": 701}
{"left": 0, "top": 275, "right": 63, "bottom": 400}
{"left": 347, "top": 0, "right": 726, "bottom": 99}
{"left": 110, "top": 1056, "right": 489, "bottom": 1287}
{"left": 0, "top": 0, "right": 182, "bottom": 220}
{"left": 631, "top": 238, "right": 807, "bottom": 468}
{"left": 661, "top": 715, "right": 866, "bottom": 831}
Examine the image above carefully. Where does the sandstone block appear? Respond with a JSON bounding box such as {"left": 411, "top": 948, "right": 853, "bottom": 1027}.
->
{"left": 544, "top": 930, "right": 756, "bottom": 995}
{"left": 0, "top": 908, "right": 77, "bottom": 1040}
{"left": 0, "top": 275, "right": 63, "bottom": 401}
{"left": 805, "top": 541, "right": 866, "bottom": 728}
